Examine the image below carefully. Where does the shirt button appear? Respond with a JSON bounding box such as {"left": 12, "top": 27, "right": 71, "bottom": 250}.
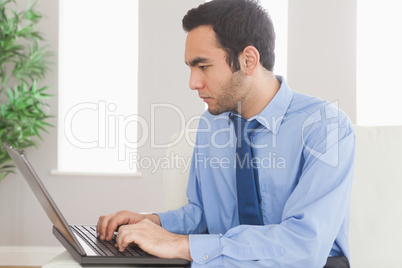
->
{"left": 203, "top": 255, "right": 209, "bottom": 261}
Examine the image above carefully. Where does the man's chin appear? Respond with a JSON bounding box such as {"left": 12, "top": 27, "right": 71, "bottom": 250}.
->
{"left": 207, "top": 107, "right": 230, "bottom": 116}
{"left": 207, "top": 107, "right": 221, "bottom": 115}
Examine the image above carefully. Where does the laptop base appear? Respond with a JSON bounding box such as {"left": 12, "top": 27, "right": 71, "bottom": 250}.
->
{"left": 53, "top": 226, "right": 190, "bottom": 267}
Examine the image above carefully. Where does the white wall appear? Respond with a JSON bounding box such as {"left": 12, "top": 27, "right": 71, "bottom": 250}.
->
{"left": 0, "top": 0, "right": 357, "bottom": 253}
{"left": 288, "top": 0, "right": 357, "bottom": 123}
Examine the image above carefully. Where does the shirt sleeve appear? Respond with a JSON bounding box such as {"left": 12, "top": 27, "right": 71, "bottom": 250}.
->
{"left": 188, "top": 124, "right": 356, "bottom": 267}
{"left": 157, "top": 149, "right": 208, "bottom": 235}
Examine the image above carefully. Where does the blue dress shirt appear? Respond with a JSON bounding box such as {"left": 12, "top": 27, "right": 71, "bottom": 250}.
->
{"left": 157, "top": 76, "right": 355, "bottom": 267}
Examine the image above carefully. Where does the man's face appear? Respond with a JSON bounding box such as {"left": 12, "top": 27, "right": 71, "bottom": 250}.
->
{"left": 185, "top": 26, "right": 249, "bottom": 115}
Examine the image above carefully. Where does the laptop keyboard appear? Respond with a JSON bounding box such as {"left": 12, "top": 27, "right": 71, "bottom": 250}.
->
{"left": 71, "top": 225, "right": 152, "bottom": 257}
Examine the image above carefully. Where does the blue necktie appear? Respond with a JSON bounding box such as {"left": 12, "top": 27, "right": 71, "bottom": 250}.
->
{"left": 233, "top": 116, "right": 263, "bottom": 225}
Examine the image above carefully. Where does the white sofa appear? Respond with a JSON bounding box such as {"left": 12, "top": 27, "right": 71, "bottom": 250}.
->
{"left": 349, "top": 126, "right": 402, "bottom": 267}
{"left": 44, "top": 126, "right": 402, "bottom": 267}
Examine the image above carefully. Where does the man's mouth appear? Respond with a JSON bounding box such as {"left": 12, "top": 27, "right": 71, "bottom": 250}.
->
{"left": 201, "top": 96, "right": 212, "bottom": 103}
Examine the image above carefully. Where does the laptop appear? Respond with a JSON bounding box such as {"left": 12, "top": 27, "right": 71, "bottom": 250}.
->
{"left": 4, "top": 142, "right": 190, "bottom": 267}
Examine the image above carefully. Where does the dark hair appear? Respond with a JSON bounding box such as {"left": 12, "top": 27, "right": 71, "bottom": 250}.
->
{"left": 182, "top": 0, "right": 275, "bottom": 72}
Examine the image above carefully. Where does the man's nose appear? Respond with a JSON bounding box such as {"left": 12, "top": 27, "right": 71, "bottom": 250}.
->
{"left": 189, "top": 71, "right": 204, "bottom": 91}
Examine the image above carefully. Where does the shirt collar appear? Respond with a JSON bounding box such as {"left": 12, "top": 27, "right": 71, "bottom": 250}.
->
{"left": 228, "top": 75, "right": 293, "bottom": 135}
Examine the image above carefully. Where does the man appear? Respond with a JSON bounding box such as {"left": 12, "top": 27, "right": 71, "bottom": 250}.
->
{"left": 97, "top": 0, "right": 355, "bottom": 267}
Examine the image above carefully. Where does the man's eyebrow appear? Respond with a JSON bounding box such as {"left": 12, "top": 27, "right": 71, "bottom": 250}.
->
{"left": 185, "top": 57, "right": 211, "bottom": 67}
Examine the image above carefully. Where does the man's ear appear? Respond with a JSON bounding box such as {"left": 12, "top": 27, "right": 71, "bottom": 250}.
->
{"left": 240, "top": 46, "right": 260, "bottom": 76}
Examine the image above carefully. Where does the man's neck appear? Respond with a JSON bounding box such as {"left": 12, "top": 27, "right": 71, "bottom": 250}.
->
{"left": 240, "top": 71, "right": 280, "bottom": 119}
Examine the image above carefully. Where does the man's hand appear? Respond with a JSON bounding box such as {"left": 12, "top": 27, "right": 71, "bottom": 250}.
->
{"left": 115, "top": 219, "right": 192, "bottom": 261}
{"left": 97, "top": 210, "right": 192, "bottom": 261}
{"left": 96, "top": 210, "right": 160, "bottom": 241}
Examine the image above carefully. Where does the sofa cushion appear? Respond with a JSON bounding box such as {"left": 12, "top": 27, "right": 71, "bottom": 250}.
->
{"left": 350, "top": 126, "right": 402, "bottom": 267}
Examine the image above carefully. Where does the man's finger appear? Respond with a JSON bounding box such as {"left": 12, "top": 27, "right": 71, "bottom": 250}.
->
{"left": 97, "top": 214, "right": 112, "bottom": 240}
{"left": 105, "top": 218, "right": 120, "bottom": 241}
{"left": 116, "top": 225, "right": 137, "bottom": 252}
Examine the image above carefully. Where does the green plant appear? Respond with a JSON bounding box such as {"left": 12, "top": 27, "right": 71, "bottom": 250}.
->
{"left": 0, "top": 0, "right": 52, "bottom": 181}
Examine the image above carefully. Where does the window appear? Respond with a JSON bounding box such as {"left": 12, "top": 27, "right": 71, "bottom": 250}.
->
{"left": 357, "top": 0, "right": 402, "bottom": 125}
{"left": 56, "top": 0, "right": 139, "bottom": 175}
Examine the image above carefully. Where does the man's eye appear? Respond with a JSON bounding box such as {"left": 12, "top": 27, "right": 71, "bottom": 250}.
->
{"left": 199, "top": 65, "right": 209, "bottom": 71}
